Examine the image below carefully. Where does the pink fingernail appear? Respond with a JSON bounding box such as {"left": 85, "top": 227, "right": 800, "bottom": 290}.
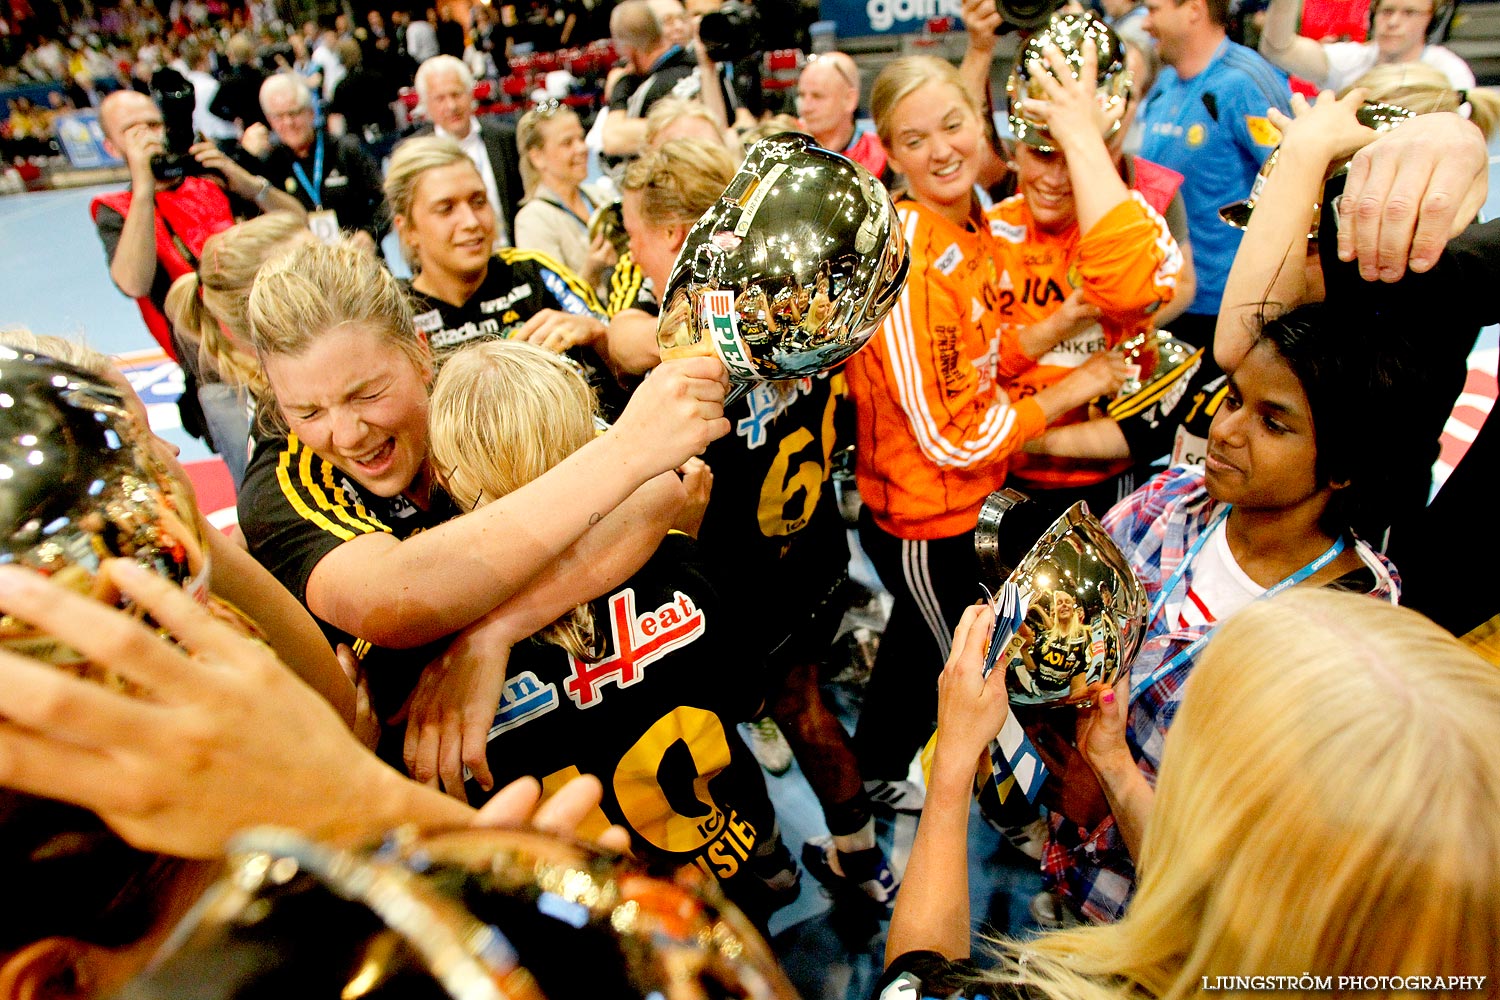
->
{"left": 1102, "top": 690, "right": 1115, "bottom": 705}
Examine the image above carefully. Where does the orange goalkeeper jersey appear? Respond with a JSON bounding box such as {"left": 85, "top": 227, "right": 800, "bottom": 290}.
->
{"left": 989, "top": 193, "right": 1182, "bottom": 490}
{"left": 847, "top": 200, "right": 1047, "bottom": 540}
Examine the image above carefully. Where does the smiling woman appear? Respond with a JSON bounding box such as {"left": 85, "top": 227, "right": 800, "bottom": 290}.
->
{"left": 383, "top": 136, "right": 630, "bottom": 410}
{"left": 513, "top": 104, "right": 618, "bottom": 297}
{"left": 1026, "top": 299, "right": 1426, "bottom": 924}
{"left": 842, "top": 56, "right": 1130, "bottom": 797}
{"left": 234, "top": 235, "right": 731, "bottom": 778}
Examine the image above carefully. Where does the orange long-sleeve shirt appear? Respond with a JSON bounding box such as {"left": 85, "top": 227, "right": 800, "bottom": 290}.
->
{"left": 989, "top": 193, "right": 1182, "bottom": 490}
{"left": 847, "top": 201, "right": 1047, "bottom": 540}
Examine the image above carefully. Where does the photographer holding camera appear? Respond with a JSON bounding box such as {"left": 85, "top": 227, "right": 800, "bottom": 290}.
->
{"left": 690, "top": 0, "right": 767, "bottom": 121}
{"left": 601, "top": 0, "right": 740, "bottom": 158}
{"left": 90, "top": 79, "right": 303, "bottom": 484}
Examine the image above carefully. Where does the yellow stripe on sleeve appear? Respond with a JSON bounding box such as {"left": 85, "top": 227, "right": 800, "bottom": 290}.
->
{"left": 275, "top": 437, "right": 357, "bottom": 542}
{"left": 320, "top": 460, "right": 392, "bottom": 533}
{"left": 297, "top": 446, "right": 386, "bottom": 536}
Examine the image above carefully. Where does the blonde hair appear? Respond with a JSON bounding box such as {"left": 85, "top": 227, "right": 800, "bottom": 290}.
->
{"left": 0, "top": 329, "right": 110, "bottom": 376}
{"left": 226, "top": 32, "right": 256, "bottom": 65}
{"left": 982, "top": 590, "right": 1500, "bottom": 1000}
{"left": 165, "top": 213, "right": 312, "bottom": 399}
{"left": 516, "top": 104, "right": 581, "bottom": 199}
{"left": 738, "top": 113, "right": 805, "bottom": 148}
{"left": 620, "top": 138, "right": 736, "bottom": 228}
{"left": 428, "top": 340, "right": 600, "bottom": 659}
{"left": 334, "top": 37, "right": 361, "bottom": 70}
{"left": 1343, "top": 62, "right": 1500, "bottom": 140}
{"left": 385, "top": 134, "right": 485, "bottom": 269}
{"left": 870, "top": 55, "right": 981, "bottom": 151}
{"left": 247, "top": 238, "right": 427, "bottom": 434}
{"left": 644, "top": 97, "right": 725, "bottom": 149}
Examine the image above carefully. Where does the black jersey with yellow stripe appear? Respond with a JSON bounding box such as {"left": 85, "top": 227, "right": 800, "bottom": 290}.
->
{"left": 603, "top": 251, "right": 657, "bottom": 318}
{"left": 402, "top": 248, "right": 631, "bottom": 417}
{"left": 238, "top": 432, "right": 460, "bottom": 723}
{"left": 401, "top": 248, "right": 604, "bottom": 355}
{"left": 1167, "top": 371, "right": 1230, "bottom": 470}
{"left": 694, "top": 371, "right": 853, "bottom": 663}
{"left": 469, "top": 533, "right": 777, "bottom": 907}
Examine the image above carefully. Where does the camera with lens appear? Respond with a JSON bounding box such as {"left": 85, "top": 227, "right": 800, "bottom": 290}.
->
{"left": 993, "top": 0, "right": 1064, "bottom": 32}
{"left": 698, "top": 0, "right": 763, "bottom": 64}
{"left": 149, "top": 68, "right": 205, "bottom": 183}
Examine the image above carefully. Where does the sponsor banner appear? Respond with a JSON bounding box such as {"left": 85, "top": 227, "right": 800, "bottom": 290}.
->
{"left": 54, "top": 110, "right": 122, "bottom": 169}
{"left": 819, "top": 0, "right": 963, "bottom": 35}
{"left": 700, "top": 289, "right": 757, "bottom": 380}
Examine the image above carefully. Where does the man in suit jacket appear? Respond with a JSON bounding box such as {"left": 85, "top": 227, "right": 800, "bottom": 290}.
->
{"left": 410, "top": 54, "right": 524, "bottom": 247}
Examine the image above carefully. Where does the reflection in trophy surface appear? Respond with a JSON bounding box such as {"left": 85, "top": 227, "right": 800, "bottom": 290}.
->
{"left": 118, "top": 825, "right": 801, "bottom": 1000}
{"left": 990, "top": 501, "right": 1147, "bottom": 706}
{"left": 1106, "top": 328, "right": 1204, "bottom": 421}
{"left": 0, "top": 347, "right": 212, "bottom": 677}
{"left": 656, "top": 132, "right": 909, "bottom": 393}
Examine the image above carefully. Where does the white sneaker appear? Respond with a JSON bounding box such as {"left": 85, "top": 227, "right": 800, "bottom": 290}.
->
{"left": 741, "top": 718, "right": 793, "bottom": 776}
{"left": 864, "top": 778, "right": 925, "bottom": 815}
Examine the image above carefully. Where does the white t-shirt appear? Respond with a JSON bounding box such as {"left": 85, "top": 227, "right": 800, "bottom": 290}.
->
{"left": 311, "top": 44, "right": 344, "bottom": 101}
{"left": 1322, "top": 41, "right": 1475, "bottom": 91}
{"left": 1176, "top": 523, "right": 1266, "bottom": 630}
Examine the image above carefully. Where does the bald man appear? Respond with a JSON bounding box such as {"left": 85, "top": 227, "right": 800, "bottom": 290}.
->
{"left": 795, "top": 52, "right": 891, "bottom": 184}
{"left": 90, "top": 86, "right": 301, "bottom": 483}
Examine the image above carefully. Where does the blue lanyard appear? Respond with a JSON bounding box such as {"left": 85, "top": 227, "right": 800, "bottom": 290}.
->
{"left": 1133, "top": 505, "right": 1346, "bottom": 699}
{"left": 292, "top": 129, "right": 325, "bottom": 209}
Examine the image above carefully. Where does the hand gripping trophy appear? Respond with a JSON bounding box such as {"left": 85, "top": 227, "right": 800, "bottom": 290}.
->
{"left": 654, "top": 132, "right": 910, "bottom": 400}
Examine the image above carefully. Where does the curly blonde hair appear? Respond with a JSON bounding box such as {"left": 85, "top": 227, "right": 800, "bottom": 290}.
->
{"left": 620, "top": 137, "right": 737, "bottom": 228}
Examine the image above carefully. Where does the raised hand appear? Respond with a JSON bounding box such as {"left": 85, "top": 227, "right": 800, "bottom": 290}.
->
{"left": 609, "top": 355, "right": 731, "bottom": 474}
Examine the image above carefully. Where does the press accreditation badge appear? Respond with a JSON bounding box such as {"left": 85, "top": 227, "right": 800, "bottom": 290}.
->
{"left": 308, "top": 209, "right": 341, "bottom": 246}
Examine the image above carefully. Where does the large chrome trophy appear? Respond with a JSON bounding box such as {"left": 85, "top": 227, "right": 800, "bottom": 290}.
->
{"left": 976, "top": 492, "right": 1148, "bottom": 707}
{"left": 1006, "top": 13, "right": 1132, "bottom": 153}
{"left": 656, "top": 133, "right": 909, "bottom": 398}
{"left": 116, "top": 826, "right": 800, "bottom": 1000}
{"left": 0, "top": 347, "right": 210, "bottom": 674}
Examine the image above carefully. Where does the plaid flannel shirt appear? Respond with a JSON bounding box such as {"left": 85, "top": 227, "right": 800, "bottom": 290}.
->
{"left": 1041, "top": 465, "right": 1400, "bottom": 922}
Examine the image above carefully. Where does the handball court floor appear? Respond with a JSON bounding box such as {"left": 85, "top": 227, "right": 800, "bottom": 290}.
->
{"left": 2, "top": 155, "right": 1498, "bottom": 998}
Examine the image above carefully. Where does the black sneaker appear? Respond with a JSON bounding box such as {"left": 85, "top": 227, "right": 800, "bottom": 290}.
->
{"left": 801, "top": 835, "right": 899, "bottom": 908}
